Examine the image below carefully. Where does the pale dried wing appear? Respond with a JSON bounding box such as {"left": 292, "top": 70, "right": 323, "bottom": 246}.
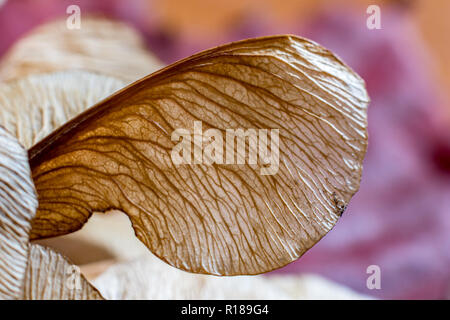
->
{"left": 0, "top": 126, "right": 103, "bottom": 300}
{"left": 92, "top": 255, "right": 370, "bottom": 299}
{"left": 0, "top": 126, "right": 36, "bottom": 299}
{"left": 0, "top": 71, "right": 126, "bottom": 148}
{"left": 23, "top": 244, "right": 103, "bottom": 300}
{"left": 0, "top": 17, "right": 163, "bottom": 83}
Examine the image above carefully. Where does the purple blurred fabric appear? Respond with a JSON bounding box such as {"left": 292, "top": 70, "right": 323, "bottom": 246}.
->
{"left": 1, "top": 1, "right": 449, "bottom": 299}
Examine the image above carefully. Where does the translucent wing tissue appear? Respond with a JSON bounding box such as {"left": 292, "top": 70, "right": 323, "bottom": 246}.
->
{"left": 29, "top": 35, "right": 369, "bottom": 275}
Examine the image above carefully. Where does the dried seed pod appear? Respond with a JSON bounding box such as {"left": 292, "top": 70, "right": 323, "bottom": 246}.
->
{"left": 0, "top": 17, "right": 163, "bottom": 83}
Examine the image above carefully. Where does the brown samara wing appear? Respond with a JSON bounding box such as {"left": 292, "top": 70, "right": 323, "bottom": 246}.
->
{"left": 29, "top": 35, "right": 369, "bottom": 275}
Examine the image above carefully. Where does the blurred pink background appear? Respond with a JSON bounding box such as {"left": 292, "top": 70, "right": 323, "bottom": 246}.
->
{"left": 1, "top": 0, "right": 449, "bottom": 299}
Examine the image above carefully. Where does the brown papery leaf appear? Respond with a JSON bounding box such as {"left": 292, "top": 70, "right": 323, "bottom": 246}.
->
{"left": 0, "top": 17, "right": 163, "bottom": 84}
{"left": 0, "top": 126, "right": 103, "bottom": 299}
{"left": 29, "top": 35, "right": 369, "bottom": 275}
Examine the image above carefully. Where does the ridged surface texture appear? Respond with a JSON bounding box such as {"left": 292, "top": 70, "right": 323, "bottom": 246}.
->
{"left": 0, "top": 126, "right": 36, "bottom": 299}
{"left": 23, "top": 244, "right": 103, "bottom": 300}
{"left": 0, "top": 126, "right": 103, "bottom": 299}
{"left": 0, "top": 17, "right": 163, "bottom": 83}
{"left": 0, "top": 71, "right": 126, "bottom": 148}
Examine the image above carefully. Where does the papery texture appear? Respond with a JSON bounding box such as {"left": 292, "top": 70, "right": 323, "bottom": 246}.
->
{"left": 0, "top": 17, "right": 163, "bottom": 83}
{"left": 0, "top": 126, "right": 102, "bottom": 299}
{"left": 29, "top": 35, "right": 369, "bottom": 275}
{"left": 23, "top": 244, "right": 102, "bottom": 300}
{"left": 0, "top": 71, "right": 125, "bottom": 148}
{"left": 0, "top": 126, "right": 36, "bottom": 299}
